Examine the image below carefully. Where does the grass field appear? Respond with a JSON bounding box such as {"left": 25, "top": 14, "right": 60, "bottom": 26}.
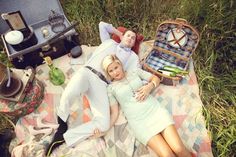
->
{"left": 0, "top": 0, "right": 235, "bottom": 157}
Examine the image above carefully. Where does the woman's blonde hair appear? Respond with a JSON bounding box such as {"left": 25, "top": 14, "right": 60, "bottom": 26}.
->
{"left": 102, "top": 55, "right": 122, "bottom": 80}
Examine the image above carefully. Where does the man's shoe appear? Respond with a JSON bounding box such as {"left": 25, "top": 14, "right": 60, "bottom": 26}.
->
{"left": 45, "top": 116, "right": 68, "bottom": 156}
{"left": 0, "top": 129, "right": 15, "bottom": 157}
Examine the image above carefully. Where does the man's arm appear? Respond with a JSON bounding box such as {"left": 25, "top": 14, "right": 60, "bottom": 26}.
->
{"left": 99, "top": 21, "right": 123, "bottom": 42}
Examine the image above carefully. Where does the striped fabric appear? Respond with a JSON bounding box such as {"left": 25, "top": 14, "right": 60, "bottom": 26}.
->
{"left": 145, "top": 49, "right": 187, "bottom": 70}
{"left": 155, "top": 24, "right": 197, "bottom": 57}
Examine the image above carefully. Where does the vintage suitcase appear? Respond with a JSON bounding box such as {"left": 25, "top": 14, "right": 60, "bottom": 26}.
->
{"left": 0, "top": 0, "right": 80, "bottom": 69}
{"left": 143, "top": 18, "right": 200, "bottom": 85}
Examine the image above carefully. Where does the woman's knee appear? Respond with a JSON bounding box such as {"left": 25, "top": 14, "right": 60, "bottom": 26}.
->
{"left": 148, "top": 135, "right": 175, "bottom": 157}
{"left": 151, "top": 148, "right": 175, "bottom": 157}
{"left": 160, "top": 151, "right": 176, "bottom": 157}
{"left": 172, "top": 145, "right": 189, "bottom": 156}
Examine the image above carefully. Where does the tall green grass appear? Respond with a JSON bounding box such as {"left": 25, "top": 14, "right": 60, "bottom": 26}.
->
{"left": 0, "top": 0, "right": 235, "bottom": 156}
{"left": 60, "top": 1, "right": 236, "bottom": 156}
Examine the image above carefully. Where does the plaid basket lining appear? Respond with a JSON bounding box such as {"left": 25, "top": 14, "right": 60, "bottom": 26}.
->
{"left": 155, "top": 24, "right": 197, "bottom": 57}
{"left": 145, "top": 49, "right": 187, "bottom": 71}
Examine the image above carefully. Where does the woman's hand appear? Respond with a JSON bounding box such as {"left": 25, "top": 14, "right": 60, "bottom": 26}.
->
{"left": 90, "top": 128, "right": 105, "bottom": 139}
{"left": 135, "top": 82, "right": 154, "bottom": 101}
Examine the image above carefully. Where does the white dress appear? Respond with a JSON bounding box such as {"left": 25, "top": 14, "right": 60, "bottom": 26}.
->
{"left": 108, "top": 69, "right": 174, "bottom": 145}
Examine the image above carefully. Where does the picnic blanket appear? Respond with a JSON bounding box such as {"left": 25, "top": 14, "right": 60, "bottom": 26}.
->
{"left": 9, "top": 41, "right": 213, "bottom": 157}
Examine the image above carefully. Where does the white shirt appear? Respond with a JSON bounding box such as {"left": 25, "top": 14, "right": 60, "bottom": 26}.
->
{"left": 86, "top": 22, "right": 140, "bottom": 75}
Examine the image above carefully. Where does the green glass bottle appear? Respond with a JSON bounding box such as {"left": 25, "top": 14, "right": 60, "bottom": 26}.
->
{"left": 44, "top": 56, "right": 65, "bottom": 86}
{"left": 49, "top": 65, "right": 65, "bottom": 86}
{"left": 163, "top": 66, "right": 188, "bottom": 75}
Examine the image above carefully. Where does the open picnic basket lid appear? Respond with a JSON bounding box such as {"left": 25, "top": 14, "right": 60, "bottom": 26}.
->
{"left": 143, "top": 18, "right": 200, "bottom": 85}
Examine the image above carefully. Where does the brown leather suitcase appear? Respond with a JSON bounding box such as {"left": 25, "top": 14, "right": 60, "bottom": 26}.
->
{"left": 0, "top": 0, "right": 80, "bottom": 69}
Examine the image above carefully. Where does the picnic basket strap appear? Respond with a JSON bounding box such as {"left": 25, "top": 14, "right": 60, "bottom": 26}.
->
{"left": 153, "top": 46, "right": 190, "bottom": 62}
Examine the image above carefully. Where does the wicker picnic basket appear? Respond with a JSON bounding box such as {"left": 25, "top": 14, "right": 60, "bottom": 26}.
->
{"left": 142, "top": 18, "right": 200, "bottom": 85}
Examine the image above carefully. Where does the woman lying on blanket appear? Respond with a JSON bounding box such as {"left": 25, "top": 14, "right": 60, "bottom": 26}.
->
{"left": 96, "top": 55, "right": 192, "bottom": 157}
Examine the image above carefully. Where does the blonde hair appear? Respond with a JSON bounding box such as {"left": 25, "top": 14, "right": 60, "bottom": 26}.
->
{"left": 102, "top": 55, "right": 122, "bottom": 80}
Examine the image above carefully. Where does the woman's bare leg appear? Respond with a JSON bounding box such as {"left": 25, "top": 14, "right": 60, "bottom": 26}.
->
{"left": 161, "top": 125, "right": 191, "bottom": 157}
{"left": 147, "top": 134, "right": 176, "bottom": 157}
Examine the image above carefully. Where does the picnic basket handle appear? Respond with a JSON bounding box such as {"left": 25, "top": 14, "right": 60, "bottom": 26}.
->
{"left": 176, "top": 18, "right": 188, "bottom": 24}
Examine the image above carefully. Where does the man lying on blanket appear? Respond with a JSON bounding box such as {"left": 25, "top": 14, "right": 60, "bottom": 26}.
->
{"left": 45, "top": 21, "right": 141, "bottom": 156}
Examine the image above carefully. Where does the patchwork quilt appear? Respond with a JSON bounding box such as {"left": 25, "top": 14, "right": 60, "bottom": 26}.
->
{"left": 9, "top": 41, "right": 213, "bottom": 157}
